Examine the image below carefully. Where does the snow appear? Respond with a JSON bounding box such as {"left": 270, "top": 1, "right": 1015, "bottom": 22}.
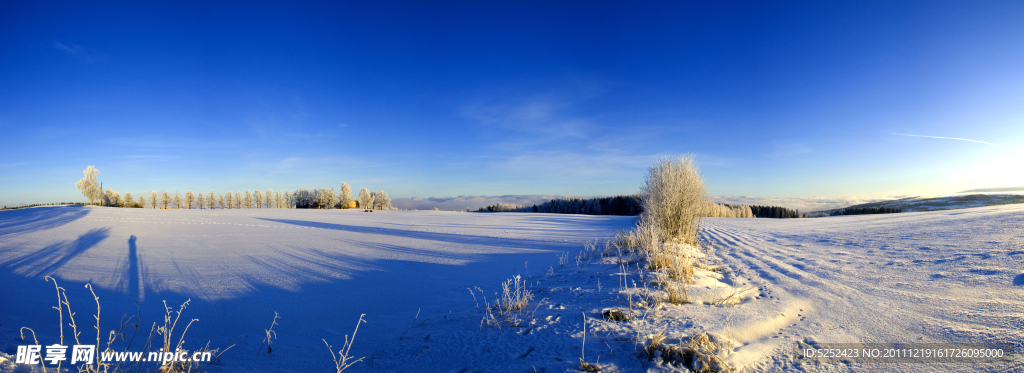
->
{"left": 2, "top": 204, "right": 1023, "bottom": 372}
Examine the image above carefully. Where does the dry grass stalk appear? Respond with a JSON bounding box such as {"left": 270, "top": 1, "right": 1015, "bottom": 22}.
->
{"left": 259, "top": 311, "right": 280, "bottom": 353}
{"left": 497, "top": 275, "right": 534, "bottom": 314}
{"left": 323, "top": 314, "right": 366, "bottom": 373}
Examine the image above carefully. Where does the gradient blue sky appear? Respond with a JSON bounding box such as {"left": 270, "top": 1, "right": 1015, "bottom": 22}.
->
{"left": 2, "top": 1, "right": 1023, "bottom": 207}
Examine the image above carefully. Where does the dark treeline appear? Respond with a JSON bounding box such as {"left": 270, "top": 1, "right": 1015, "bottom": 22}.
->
{"left": 831, "top": 207, "right": 902, "bottom": 216}
{"left": 749, "top": 205, "right": 800, "bottom": 219}
{"left": 478, "top": 195, "right": 643, "bottom": 216}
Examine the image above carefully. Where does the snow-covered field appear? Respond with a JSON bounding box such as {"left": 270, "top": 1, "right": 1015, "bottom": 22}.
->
{"left": 1, "top": 205, "right": 1022, "bottom": 372}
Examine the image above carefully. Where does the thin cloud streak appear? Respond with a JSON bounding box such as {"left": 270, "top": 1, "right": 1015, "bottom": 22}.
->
{"left": 892, "top": 133, "right": 1007, "bottom": 148}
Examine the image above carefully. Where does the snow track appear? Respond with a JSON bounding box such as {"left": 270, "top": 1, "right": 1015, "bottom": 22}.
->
{"left": 700, "top": 205, "right": 1024, "bottom": 372}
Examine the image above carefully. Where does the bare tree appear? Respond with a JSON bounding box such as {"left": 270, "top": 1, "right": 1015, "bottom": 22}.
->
{"left": 186, "top": 191, "right": 195, "bottom": 209}
{"left": 75, "top": 166, "right": 101, "bottom": 205}
{"left": 339, "top": 183, "right": 354, "bottom": 209}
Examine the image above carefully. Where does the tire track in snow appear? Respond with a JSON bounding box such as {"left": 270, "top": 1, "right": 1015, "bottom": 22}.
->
{"left": 699, "top": 217, "right": 1024, "bottom": 373}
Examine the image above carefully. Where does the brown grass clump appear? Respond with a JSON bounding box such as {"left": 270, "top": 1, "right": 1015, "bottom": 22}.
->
{"left": 664, "top": 283, "right": 691, "bottom": 305}
{"left": 646, "top": 332, "right": 732, "bottom": 372}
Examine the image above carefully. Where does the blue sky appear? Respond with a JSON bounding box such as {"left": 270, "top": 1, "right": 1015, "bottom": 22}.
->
{"left": 2, "top": 1, "right": 1023, "bottom": 208}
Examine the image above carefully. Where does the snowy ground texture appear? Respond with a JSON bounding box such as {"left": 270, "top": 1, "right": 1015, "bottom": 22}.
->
{"left": 1, "top": 205, "right": 1023, "bottom": 372}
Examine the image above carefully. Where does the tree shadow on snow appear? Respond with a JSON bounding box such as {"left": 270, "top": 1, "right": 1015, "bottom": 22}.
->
{"left": 0, "top": 205, "right": 91, "bottom": 239}
{"left": 257, "top": 217, "right": 606, "bottom": 252}
{"left": 2, "top": 227, "right": 110, "bottom": 278}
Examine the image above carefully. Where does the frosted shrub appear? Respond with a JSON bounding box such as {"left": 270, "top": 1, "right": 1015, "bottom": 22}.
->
{"left": 640, "top": 155, "right": 711, "bottom": 245}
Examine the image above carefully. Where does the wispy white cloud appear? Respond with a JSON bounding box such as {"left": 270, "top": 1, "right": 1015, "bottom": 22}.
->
{"left": 0, "top": 161, "right": 30, "bottom": 169}
{"left": 892, "top": 133, "right": 1007, "bottom": 148}
{"left": 762, "top": 141, "right": 814, "bottom": 158}
{"left": 52, "top": 41, "right": 92, "bottom": 60}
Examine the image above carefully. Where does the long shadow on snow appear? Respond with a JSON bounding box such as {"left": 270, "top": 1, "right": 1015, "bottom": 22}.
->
{"left": 1, "top": 227, "right": 110, "bottom": 278}
{"left": 258, "top": 217, "right": 593, "bottom": 251}
{"left": 4, "top": 249, "right": 556, "bottom": 373}
{"left": 0, "top": 205, "right": 90, "bottom": 239}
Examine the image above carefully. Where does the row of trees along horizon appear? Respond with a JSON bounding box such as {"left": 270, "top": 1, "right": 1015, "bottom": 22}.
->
{"left": 73, "top": 166, "right": 392, "bottom": 210}
{"left": 476, "top": 196, "right": 805, "bottom": 219}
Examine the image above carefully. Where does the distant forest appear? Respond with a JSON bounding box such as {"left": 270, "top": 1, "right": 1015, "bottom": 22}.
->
{"left": 478, "top": 197, "right": 798, "bottom": 219}
{"left": 831, "top": 207, "right": 902, "bottom": 216}
{"left": 478, "top": 195, "right": 643, "bottom": 216}
{"left": 747, "top": 205, "right": 800, "bottom": 219}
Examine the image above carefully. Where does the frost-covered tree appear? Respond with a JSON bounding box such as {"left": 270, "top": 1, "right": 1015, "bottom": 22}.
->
{"left": 265, "top": 189, "right": 274, "bottom": 208}
{"left": 276, "top": 190, "right": 284, "bottom": 208}
{"left": 225, "top": 191, "right": 234, "bottom": 208}
{"left": 150, "top": 191, "right": 158, "bottom": 209}
{"left": 254, "top": 190, "right": 263, "bottom": 208}
{"left": 640, "top": 155, "right": 711, "bottom": 245}
{"left": 161, "top": 191, "right": 171, "bottom": 208}
{"left": 185, "top": 191, "right": 195, "bottom": 209}
{"left": 137, "top": 195, "right": 145, "bottom": 208}
{"left": 358, "top": 188, "right": 374, "bottom": 210}
{"left": 218, "top": 194, "right": 226, "bottom": 209}
{"left": 75, "top": 166, "right": 101, "bottom": 205}
{"left": 293, "top": 188, "right": 311, "bottom": 208}
{"left": 104, "top": 189, "right": 120, "bottom": 207}
{"left": 208, "top": 190, "right": 216, "bottom": 209}
{"left": 173, "top": 192, "right": 182, "bottom": 209}
{"left": 284, "top": 191, "right": 292, "bottom": 208}
{"left": 197, "top": 193, "right": 205, "bottom": 209}
{"left": 235, "top": 192, "right": 242, "bottom": 209}
{"left": 374, "top": 190, "right": 391, "bottom": 210}
{"left": 339, "top": 183, "right": 354, "bottom": 209}
{"left": 123, "top": 192, "right": 133, "bottom": 207}
{"left": 244, "top": 190, "right": 253, "bottom": 208}
{"left": 320, "top": 188, "right": 338, "bottom": 209}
